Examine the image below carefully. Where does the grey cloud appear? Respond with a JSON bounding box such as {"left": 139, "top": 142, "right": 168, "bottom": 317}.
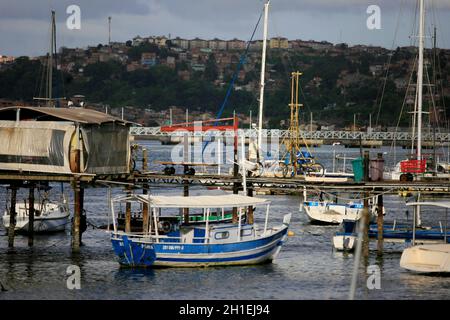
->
{"left": 0, "top": 0, "right": 150, "bottom": 20}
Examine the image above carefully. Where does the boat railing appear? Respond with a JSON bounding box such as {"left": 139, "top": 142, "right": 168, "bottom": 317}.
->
{"left": 111, "top": 230, "right": 210, "bottom": 243}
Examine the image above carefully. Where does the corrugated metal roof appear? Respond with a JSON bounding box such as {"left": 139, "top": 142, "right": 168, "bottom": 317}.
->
{"left": 0, "top": 106, "right": 136, "bottom": 125}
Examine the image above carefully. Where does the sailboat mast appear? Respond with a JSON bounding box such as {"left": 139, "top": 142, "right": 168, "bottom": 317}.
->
{"left": 417, "top": 0, "right": 425, "bottom": 161}
{"left": 257, "top": 0, "right": 270, "bottom": 159}
{"left": 46, "top": 10, "right": 56, "bottom": 107}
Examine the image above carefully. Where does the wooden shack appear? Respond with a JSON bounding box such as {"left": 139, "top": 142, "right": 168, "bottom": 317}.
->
{"left": 0, "top": 106, "right": 132, "bottom": 175}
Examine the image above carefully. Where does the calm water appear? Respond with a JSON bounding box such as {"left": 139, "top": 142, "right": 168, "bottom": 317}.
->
{"left": 0, "top": 141, "right": 449, "bottom": 300}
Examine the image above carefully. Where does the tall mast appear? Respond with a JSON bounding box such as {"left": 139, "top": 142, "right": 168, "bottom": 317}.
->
{"left": 257, "top": 0, "right": 270, "bottom": 160}
{"left": 47, "top": 10, "right": 56, "bottom": 107}
{"left": 417, "top": 0, "right": 425, "bottom": 161}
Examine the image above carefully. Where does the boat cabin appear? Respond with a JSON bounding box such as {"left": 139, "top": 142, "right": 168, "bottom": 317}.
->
{"left": 110, "top": 194, "right": 274, "bottom": 245}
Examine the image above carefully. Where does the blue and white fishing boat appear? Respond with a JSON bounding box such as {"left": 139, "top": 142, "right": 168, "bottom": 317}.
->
{"left": 110, "top": 193, "right": 291, "bottom": 267}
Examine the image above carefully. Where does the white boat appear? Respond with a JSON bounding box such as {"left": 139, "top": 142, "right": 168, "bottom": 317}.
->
{"left": 110, "top": 193, "right": 291, "bottom": 267}
{"left": 400, "top": 244, "right": 450, "bottom": 273}
{"left": 302, "top": 189, "right": 383, "bottom": 225}
{"left": 333, "top": 220, "right": 359, "bottom": 251}
{"left": 2, "top": 200, "right": 70, "bottom": 233}
{"left": 304, "top": 201, "right": 379, "bottom": 225}
{"left": 400, "top": 201, "right": 450, "bottom": 273}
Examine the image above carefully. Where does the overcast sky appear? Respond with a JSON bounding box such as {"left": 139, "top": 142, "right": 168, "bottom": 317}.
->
{"left": 1, "top": 0, "right": 450, "bottom": 57}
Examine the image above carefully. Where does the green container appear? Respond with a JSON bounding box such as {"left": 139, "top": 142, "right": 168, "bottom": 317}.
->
{"left": 352, "top": 157, "right": 364, "bottom": 182}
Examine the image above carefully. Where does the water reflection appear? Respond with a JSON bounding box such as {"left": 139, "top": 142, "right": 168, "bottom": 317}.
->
{"left": 0, "top": 142, "right": 449, "bottom": 299}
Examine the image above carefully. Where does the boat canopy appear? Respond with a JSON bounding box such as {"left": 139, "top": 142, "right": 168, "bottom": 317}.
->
{"left": 148, "top": 194, "right": 270, "bottom": 208}
{"left": 406, "top": 201, "right": 450, "bottom": 209}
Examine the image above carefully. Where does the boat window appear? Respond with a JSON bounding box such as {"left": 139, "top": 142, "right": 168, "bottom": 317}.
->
{"left": 214, "top": 231, "right": 229, "bottom": 240}
{"left": 241, "top": 229, "right": 252, "bottom": 237}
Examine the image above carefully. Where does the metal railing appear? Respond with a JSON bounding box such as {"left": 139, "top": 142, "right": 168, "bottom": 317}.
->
{"left": 130, "top": 127, "right": 450, "bottom": 142}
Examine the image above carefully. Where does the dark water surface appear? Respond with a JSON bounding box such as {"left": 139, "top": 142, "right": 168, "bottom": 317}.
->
{"left": 0, "top": 142, "right": 449, "bottom": 299}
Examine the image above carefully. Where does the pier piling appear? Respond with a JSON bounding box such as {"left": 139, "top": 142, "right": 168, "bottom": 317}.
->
{"left": 362, "top": 151, "right": 370, "bottom": 258}
{"left": 71, "top": 180, "right": 82, "bottom": 251}
{"left": 362, "top": 195, "right": 370, "bottom": 258}
{"left": 7, "top": 185, "right": 17, "bottom": 248}
{"left": 363, "top": 151, "right": 370, "bottom": 182}
{"left": 27, "top": 186, "right": 35, "bottom": 247}
{"left": 376, "top": 191, "right": 384, "bottom": 255}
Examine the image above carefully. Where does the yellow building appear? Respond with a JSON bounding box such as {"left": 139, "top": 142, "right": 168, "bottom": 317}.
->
{"left": 269, "top": 37, "right": 289, "bottom": 49}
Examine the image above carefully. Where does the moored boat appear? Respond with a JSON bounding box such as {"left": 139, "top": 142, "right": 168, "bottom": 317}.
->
{"left": 2, "top": 199, "right": 70, "bottom": 233}
{"left": 400, "top": 201, "right": 450, "bottom": 274}
{"left": 110, "top": 193, "right": 291, "bottom": 267}
{"left": 333, "top": 219, "right": 358, "bottom": 251}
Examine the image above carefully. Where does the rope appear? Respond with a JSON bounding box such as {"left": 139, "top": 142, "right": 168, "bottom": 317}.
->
{"left": 387, "top": 55, "right": 418, "bottom": 160}
{"left": 375, "top": 0, "right": 406, "bottom": 127}
{"left": 201, "top": 6, "right": 265, "bottom": 157}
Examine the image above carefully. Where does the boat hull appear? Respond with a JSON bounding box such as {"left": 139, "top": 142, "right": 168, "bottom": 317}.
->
{"left": 3, "top": 214, "right": 70, "bottom": 233}
{"left": 333, "top": 234, "right": 357, "bottom": 251}
{"left": 400, "top": 244, "right": 450, "bottom": 273}
{"left": 2, "top": 202, "right": 70, "bottom": 233}
{"left": 304, "top": 202, "right": 363, "bottom": 225}
{"left": 111, "top": 227, "right": 288, "bottom": 268}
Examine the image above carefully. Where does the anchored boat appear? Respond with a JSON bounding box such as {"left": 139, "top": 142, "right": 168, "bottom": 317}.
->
{"left": 302, "top": 190, "right": 383, "bottom": 225}
{"left": 400, "top": 201, "right": 450, "bottom": 274}
{"left": 333, "top": 219, "right": 359, "bottom": 251}
{"left": 3, "top": 198, "right": 70, "bottom": 233}
{"left": 110, "top": 193, "right": 291, "bottom": 267}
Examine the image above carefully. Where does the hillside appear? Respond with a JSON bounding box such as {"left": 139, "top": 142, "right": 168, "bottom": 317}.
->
{"left": 0, "top": 36, "right": 449, "bottom": 129}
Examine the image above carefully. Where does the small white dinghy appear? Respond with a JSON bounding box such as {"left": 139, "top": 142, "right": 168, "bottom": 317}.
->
{"left": 333, "top": 219, "right": 359, "bottom": 251}
{"left": 400, "top": 201, "right": 450, "bottom": 274}
{"left": 3, "top": 199, "right": 70, "bottom": 233}
{"left": 400, "top": 244, "right": 450, "bottom": 273}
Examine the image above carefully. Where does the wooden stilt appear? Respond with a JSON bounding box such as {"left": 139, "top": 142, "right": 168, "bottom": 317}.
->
{"left": 8, "top": 185, "right": 17, "bottom": 248}
{"left": 362, "top": 195, "right": 370, "bottom": 258}
{"left": 363, "top": 150, "right": 370, "bottom": 182}
{"left": 72, "top": 179, "right": 81, "bottom": 252}
{"left": 27, "top": 186, "right": 35, "bottom": 247}
{"left": 362, "top": 151, "right": 370, "bottom": 258}
{"left": 376, "top": 192, "right": 384, "bottom": 255}
{"left": 142, "top": 148, "right": 149, "bottom": 234}
{"left": 79, "top": 187, "right": 85, "bottom": 244}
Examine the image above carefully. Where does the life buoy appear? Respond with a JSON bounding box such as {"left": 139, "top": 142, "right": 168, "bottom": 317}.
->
{"left": 158, "top": 220, "right": 172, "bottom": 233}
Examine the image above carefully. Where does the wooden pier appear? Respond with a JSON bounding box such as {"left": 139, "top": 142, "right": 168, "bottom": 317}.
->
{"left": 1, "top": 166, "right": 449, "bottom": 252}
